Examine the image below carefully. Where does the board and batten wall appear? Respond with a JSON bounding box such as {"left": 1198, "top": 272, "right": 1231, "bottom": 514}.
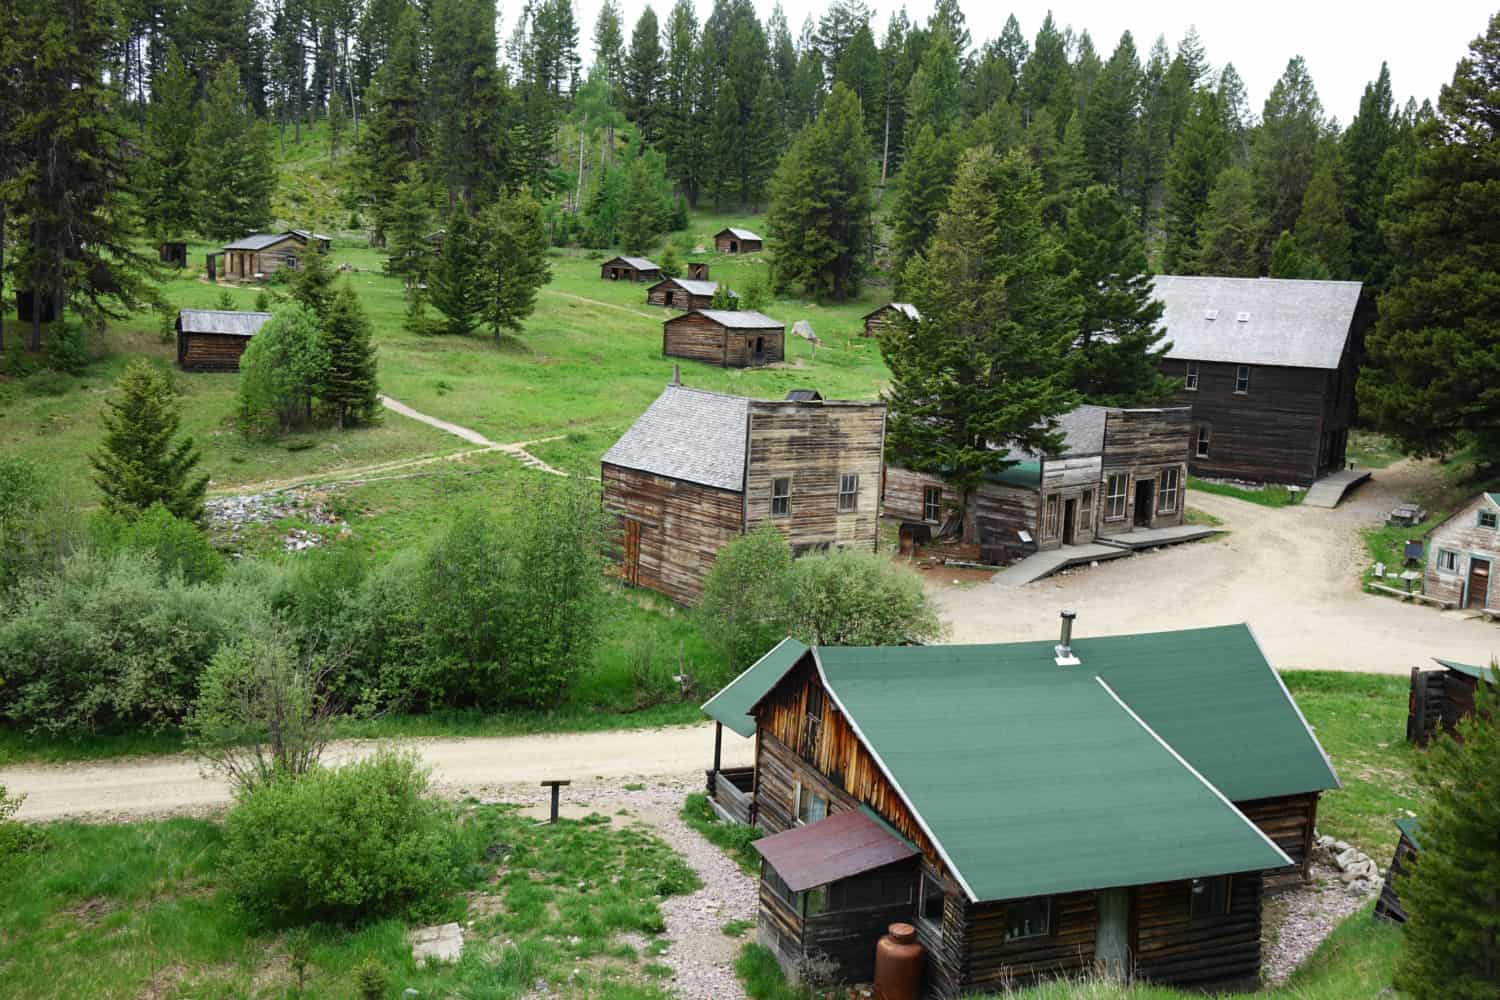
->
{"left": 600, "top": 463, "right": 743, "bottom": 605}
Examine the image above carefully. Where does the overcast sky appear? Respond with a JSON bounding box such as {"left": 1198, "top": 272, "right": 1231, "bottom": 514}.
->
{"left": 554, "top": 0, "right": 1495, "bottom": 123}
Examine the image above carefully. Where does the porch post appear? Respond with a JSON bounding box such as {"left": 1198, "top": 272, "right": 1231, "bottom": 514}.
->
{"left": 713, "top": 721, "right": 723, "bottom": 774}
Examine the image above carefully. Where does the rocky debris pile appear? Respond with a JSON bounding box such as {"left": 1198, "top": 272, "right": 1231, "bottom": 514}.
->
{"left": 1262, "top": 859, "right": 1377, "bottom": 984}
{"left": 1314, "top": 834, "right": 1383, "bottom": 896}
{"left": 204, "top": 488, "right": 351, "bottom": 552}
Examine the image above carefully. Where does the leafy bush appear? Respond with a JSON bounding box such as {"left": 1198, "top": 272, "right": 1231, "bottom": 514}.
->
{"left": 219, "top": 751, "right": 466, "bottom": 925}
{"left": 94, "top": 503, "right": 224, "bottom": 584}
{"left": 0, "top": 456, "right": 79, "bottom": 591}
{"left": 787, "top": 548, "right": 946, "bottom": 647}
{"left": 236, "top": 305, "right": 329, "bottom": 438}
{"left": 0, "top": 784, "right": 43, "bottom": 858}
{"left": 44, "top": 323, "right": 91, "bottom": 374}
{"left": 698, "top": 524, "right": 796, "bottom": 674}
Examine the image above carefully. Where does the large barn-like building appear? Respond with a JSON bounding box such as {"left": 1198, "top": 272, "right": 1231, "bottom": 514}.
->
{"left": 700, "top": 621, "right": 1339, "bottom": 996}
{"left": 601, "top": 376, "right": 886, "bottom": 604}
{"left": 1151, "top": 276, "right": 1361, "bottom": 486}
{"left": 176, "top": 309, "right": 272, "bottom": 372}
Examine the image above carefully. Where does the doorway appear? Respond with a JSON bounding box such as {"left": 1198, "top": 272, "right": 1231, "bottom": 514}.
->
{"left": 1133, "top": 479, "right": 1154, "bottom": 528}
{"left": 730, "top": 240, "right": 739, "bottom": 253}
{"left": 1468, "top": 557, "right": 1492, "bottom": 610}
{"left": 1062, "top": 498, "right": 1078, "bottom": 545}
{"left": 753, "top": 336, "right": 765, "bottom": 364}
{"left": 1095, "top": 887, "right": 1132, "bottom": 979}
{"left": 664, "top": 290, "right": 675, "bottom": 307}
{"left": 622, "top": 521, "right": 641, "bottom": 586}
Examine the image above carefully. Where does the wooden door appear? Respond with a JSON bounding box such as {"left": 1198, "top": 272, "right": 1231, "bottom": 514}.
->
{"left": 623, "top": 520, "right": 641, "bottom": 586}
{"left": 1063, "top": 498, "right": 1077, "bottom": 545}
{"left": 1133, "top": 478, "right": 1154, "bottom": 528}
{"left": 1468, "top": 557, "right": 1491, "bottom": 609}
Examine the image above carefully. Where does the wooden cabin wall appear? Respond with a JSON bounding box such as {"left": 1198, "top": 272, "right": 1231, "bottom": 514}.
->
{"left": 1373, "top": 833, "right": 1419, "bottom": 923}
{"left": 716, "top": 234, "right": 763, "bottom": 253}
{"left": 724, "top": 331, "right": 785, "bottom": 367}
{"left": 744, "top": 401, "right": 885, "bottom": 553}
{"left": 1097, "top": 408, "right": 1191, "bottom": 534}
{"left": 663, "top": 315, "right": 729, "bottom": 365}
{"left": 177, "top": 332, "right": 251, "bottom": 372}
{"left": 646, "top": 282, "right": 714, "bottom": 310}
{"left": 1406, "top": 668, "right": 1447, "bottom": 746}
{"left": 883, "top": 466, "right": 955, "bottom": 526}
{"left": 1424, "top": 497, "right": 1500, "bottom": 608}
{"left": 1133, "top": 873, "right": 1262, "bottom": 989}
{"left": 957, "top": 891, "right": 1099, "bottom": 994}
{"left": 1234, "top": 793, "right": 1318, "bottom": 889}
{"left": 1441, "top": 671, "right": 1482, "bottom": 740}
{"left": 862, "top": 308, "right": 907, "bottom": 338}
{"left": 1162, "top": 359, "right": 1329, "bottom": 485}
{"left": 758, "top": 867, "right": 807, "bottom": 966}
{"left": 1320, "top": 347, "right": 1358, "bottom": 470}
{"left": 1037, "top": 456, "right": 1101, "bottom": 549}
{"left": 802, "top": 861, "right": 921, "bottom": 982}
{"left": 973, "top": 480, "right": 1041, "bottom": 546}
{"left": 600, "top": 463, "right": 743, "bottom": 605}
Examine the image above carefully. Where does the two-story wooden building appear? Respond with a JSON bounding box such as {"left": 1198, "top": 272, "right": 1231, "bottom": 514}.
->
{"left": 884, "top": 405, "right": 1191, "bottom": 558}
{"left": 176, "top": 309, "right": 272, "bottom": 371}
{"left": 701, "top": 621, "right": 1340, "bottom": 996}
{"left": 663, "top": 309, "right": 785, "bottom": 368}
{"left": 1424, "top": 492, "right": 1499, "bottom": 611}
{"left": 601, "top": 377, "right": 886, "bottom": 604}
{"left": 1151, "top": 276, "right": 1361, "bottom": 486}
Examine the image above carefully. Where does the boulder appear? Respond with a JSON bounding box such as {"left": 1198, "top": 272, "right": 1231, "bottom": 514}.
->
{"left": 409, "top": 922, "right": 464, "bottom": 965}
{"left": 792, "top": 319, "right": 818, "bottom": 343}
{"left": 1335, "top": 847, "right": 1363, "bottom": 870}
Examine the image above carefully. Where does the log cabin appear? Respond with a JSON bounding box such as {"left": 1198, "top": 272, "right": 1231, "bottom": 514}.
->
{"left": 687, "top": 262, "right": 710, "bottom": 279}
{"left": 1405, "top": 657, "right": 1495, "bottom": 747}
{"left": 601, "top": 375, "right": 886, "bottom": 605}
{"left": 715, "top": 227, "right": 764, "bottom": 253}
{"left": 1373, "top": 818, "right": 1422, "bottom": 924}
{"left": 700, "top": 620, "right": 1340, "bottom": 996}
{"left": 663, "top": 309, "right": 785, "bottom": 368}
{"left": 220, "top": 231, "right": 323, "bottom": 281}
{"left": 1424, "top": 492, "right": 1499, "bottom": 611}
{"left": 158, "top": 241, "right": 188, "bottom": 268}
{"left": 861, "top": 302, "right": 920, "bottom": 338}
{"left": 884, "top": 405, "right": 1191, "bottom": 561}
{"left": 176, "top": 309, "right": 272, "bottom": 372}
{"left": 600, "top": 256, "right": 662, "bottom": 282}
{"left": 1151, "top": 276, "right": 1361, "bottom": 486}
{"left": 646, "top": 277, "right": 730, "bottom": 311}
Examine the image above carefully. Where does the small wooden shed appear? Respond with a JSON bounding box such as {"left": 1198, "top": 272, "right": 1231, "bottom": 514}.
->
{"left": 687, "top": 262, "right": 710, "bottom": 279}
{"left": 663, "top": 309, "right": 784, "bottom": 368}
{"left": 221, "top": 232, "right": 309, "bottom": 281}
{"left": 862, "top": 302, "right": 920, "bottom": 338}
{"left": 176, "top": 308, "right": 272, "bottom": 372}
{"left": 1406, "top": 658, "right": 1495, "bottom": 746}
{"left": 158, "top": 241, "right": 188, "bottom": 268}
{"left": 1373, "top": 818, "right": 1422, "bottom": 924}
{"left": 646, "top": 277, "right": 728, "bottom": 311}
{"left": 1424, "top": 492, "right": 1499, "bottom": 611}
{"left": 715, "top": 227, "right": 763, "bottom": 254}
{"left": 600, "top": 256, "right": 662, "bottom": 283}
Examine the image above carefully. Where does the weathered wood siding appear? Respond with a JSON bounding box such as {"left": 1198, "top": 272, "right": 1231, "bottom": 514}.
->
{"left": 862, "top": 306, "right": 910, "bottom": 338}
{"left": 600, "top": 463, "right": 743, "bottom": 605}
{"left": 177, "top": 331, "right": 251, "bottom": 372}
{"left": 1162, "top": 358, "right": 1334, "bottom": 485}
{"left": 600, "top": 261, "right": 660, "bottom": 282}
{"left": 883, "top": 466, "right": 1039, "bottom": 553}
{"left": 1134, "top": 873, "right": 1262, "bottom": 989}
{"left": 723, "top": 329, "right": 784, "bottom": 367}
{"left": 956, "top": 892, "right": 1099, "bottom": 993}
{"left": 646, "top": 280, "right": 714, "bottom": 310}
{"left": 1373, "top": 832, "right": 1419, "bottom": 923}
{"left": 1038, "top": 456, "right": 1102, "bottom": 549}
{"left": 662, "top": 315, "right": 784, "bottom": 367}
{"left": 1424, "top": 495, "right": 1500, "bottom": 608}
{"left": 1234, "top": 793, "right": 1319, "bottom": 889}
{"left": 745, "top": 401, "right": 885, "bottom": 553}
{"left": 716, "top": 233, "right": 763, "bottom": 253}
{"left": 883, "top": 466, "right": 957, "bottom": 526}
{"left": 1407, "top": 665, "right": 1490, "bottom": 746}
{"left": 223, "top": 236, "right": 304, "bottom": 279}
{"left": 1096, "top": 408, "right": 1192, "bottom": 535}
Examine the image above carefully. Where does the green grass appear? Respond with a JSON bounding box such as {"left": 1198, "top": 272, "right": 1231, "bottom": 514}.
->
{"left": 680, "top": 792, "right": 763, "bottom": 876}
{"left": 722, "top": 918, "right": 755, "bottom": 938}
{"left": 1183, "top": 506, "right": 1225, "bottom": 527}
{"left": 1346, "top": 430, "right": 1405, "bottom": 470}
{"left": 0, "top": 802, "right": 691, "bottom": 999}
{"left": 1187, "top": 476, "right": 1305, "bottom": 507}
{"left": 1358, "top": 515, "right": 1444, "bottom": 592}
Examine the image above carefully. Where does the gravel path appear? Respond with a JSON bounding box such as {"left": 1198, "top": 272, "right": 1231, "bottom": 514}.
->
{"left": 379, "top": 395, "right": 568, "bottom": 476}
{"left": 1262, "top": 862, "right": 1380, "bottom": 984}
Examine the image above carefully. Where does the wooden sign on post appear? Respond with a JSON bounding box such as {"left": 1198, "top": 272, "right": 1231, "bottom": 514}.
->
{"left": 540, "top": 780, "right": 571, "bottom": 823}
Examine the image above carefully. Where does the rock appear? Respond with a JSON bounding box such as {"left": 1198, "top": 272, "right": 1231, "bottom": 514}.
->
{"left": 792, "top": 320, "right": 819, "bottom": 344}
{"left": 1332, "top": 840, "right": 1350, "bottom": 854}
{"left": 1334, "top": 847, "right": 1363, "bottom": 870}
{"left": 408, "top": 922, "right": 464, "bottom": 964}
{"left": 403, "top": 990, "right": 420, "bottom": 998}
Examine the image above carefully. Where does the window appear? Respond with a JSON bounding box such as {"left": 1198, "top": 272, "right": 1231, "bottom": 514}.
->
{"left": 765, "top": 864, "right": 795, "bottom": 905}
{"left": 1105, "top": 474, "right": 1128, "bottom": 521}
{"left": 1079, "top": 489, "right": 1094, "bottom": 532}
{"left": 1185, "top": 361, "right": 1199, "bottom": 390}
{"left": 1480, "top": 510, "right": 1499, "bottom": 530}
{"left": 771, "top": 477, "right": 792, "bottom": 517}
{"left": 1437, "top": 549, "right": 1459, "bottom": 574}
{"left": 838, "top": 474, "right": 859, "bottom": 512}
{"left": 1004, "top": 897, "right": 1051, "bottom": 941}
{"left": 923, "top": 486, "right": 942, "bottom": 522}
{"left": 1196, "top": 425, "right": 1211, "bottom": 458}
{"left": 1190, "top": 876, "right": 1231, "bottom": 918}
{"left": 794, "top": 782, "right": 827, "bottom": 826}
{"left": 807, "top": 874, "right": 914, "bottom": 916}
{"left": 917, "top": 873, "right": 945, "bottom": 939}
{"left": 1234, "top": 365, "right": 1250, "bottom": 393}
{"left": 1158, "top": 468, "right": 1180, "bottom": 514}
{"left": 1044, "top": 495, "right": 1061, "bottom": 537}
{"left": 800, "top": 686, "right": 824, "bottom": 760}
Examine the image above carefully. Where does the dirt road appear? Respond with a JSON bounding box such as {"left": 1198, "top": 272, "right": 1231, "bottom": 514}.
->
{"left": 934, "top": 458, "right": 1499, "bottom": 674}
{"left": 1, "top": 723, "right": 754, "bottom": 823}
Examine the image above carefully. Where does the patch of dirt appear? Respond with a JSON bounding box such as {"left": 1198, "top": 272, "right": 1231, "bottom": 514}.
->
{"left": 56, "top": 895, "right": 117, "bottom": 927}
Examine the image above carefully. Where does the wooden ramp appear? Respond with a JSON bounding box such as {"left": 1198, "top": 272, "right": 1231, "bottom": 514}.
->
{"left": 989, "top": 543, "right": 1130, "bottom": 587}
{"left": 1098, "top": 525, "right": 1225, "bottom": 550}
{"left": 1303, "top": 469, "right": 1372, "bottom": 508}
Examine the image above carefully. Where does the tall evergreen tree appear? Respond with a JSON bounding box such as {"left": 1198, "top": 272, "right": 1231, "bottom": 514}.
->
{"left": 1342, "top": 63, "right": 1399, "bottom": 283}
{"left": 1251, "top": 55, "right": 1325, "bottom": 251}
{"left": 91, "top": 359, "right": 209, "bottom": 522}
{"left": 659, "top": 0, "right": 703, "bottom": 204}
{"left": 194, "top": 59, "right": 276, "bottom": 241}
{"left": 1129, "top": 35, "right": 1174, "bottom": 231}
{"left": 835, "top": 21, "right": 883, "bottom": 143}
{"left": 430, "top": 0, "right": 509, "bottom": 207}
{"left": 1019, "top": 13, "right": 1072, "bottom": 132}
{"left": 1363, "top": 14, "right": 1500, "bottom": 461}
{"left": 889, "top": 124, "right": 961, "bottom": 282}
{"left": 1217, "top": 63, "right": 1253, "bottom": 163}
{"left": 1082, "top": 32, "right": 1141, "bottom": 190}
{"left": 384, "top": 168, "right": 433, "bottom": 283}
{"left": 997, "top": 14, "right": 1029, "bottom": 80}
{"left": 618, "top": 153, "right": 672, "bottom": 252}
{"left": 1267, "top": 230, "right": 1329, "bottom": 279}
{"left": 742, "top": 69, "right": 782, "bottom": 210}
{"left": 767, "top": 82, "right": 873, "bottom": 301}
{"left": 904, "top": 29, "right": 961, "bottom": 141}
{"left": 1193, "top": 166, "right": 1263, "bottom": 276}
{"left": 141, "top": 45, "right": 199, "bottom": 242}
{"left": 1163, "top": 90, "right": 1232, "bottom": 272}
{"left": 1062, "top": 184, "right": 1174, "bottom": 404}
{"left": 357, "top": 2, "right": 426, "bottom": 245}
{"left": 429, "top": 209, "right": 484, "bottom": 336}
{"left": 1295, "top": 157, "right": 1352, "bottom": 278}
{"left": 321, "top": 282, "right": 380, "bottom": 429}
{"left": 290, "top": 246, "right": 337, "bottom": 320}
{"left": 882, "top": 146, "right": 1081, "bottom": 542}
{"left": 623, "top": 6, "right": 664, "bottom": 138}
{"left": 592, "top": 0, "right": 625, "bottom": 102}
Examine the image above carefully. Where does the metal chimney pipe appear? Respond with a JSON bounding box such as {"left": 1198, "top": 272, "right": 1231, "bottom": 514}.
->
{"left": 1055, "top": 610, "right": 1080, "bottom": 666}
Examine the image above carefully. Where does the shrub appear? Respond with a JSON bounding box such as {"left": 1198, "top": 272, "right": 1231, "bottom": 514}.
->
{"left": 44, "top": 323, "right": 90, "bottom": 374}
{"left": 95, "top": 503, "right": 224, "bottom": 584}
{"left": 236, "top": 305, "right": 329, "bottom": 438}
{"left": 739, "top": 270, "right": 771, "bottom": 312}
{"left": 254, "top": 290, "right": 271, "bottom": 312}
{"left": 787, "top": 547, "right": 945, "bottom": 647}
{"left": 354, "top": 549, "right": 430, "bottom": 711}
{"left": 0, "top": 456, "right": 79, "bottom": 591}
{"left": 219, "top": 751, "right": 466, "bottom": 925}
{"left": 0, "top": 784, "right": 43, "bottom": 858}
{"left": 698, "top": 524, "right": 795, "bottom": 673}
{"left": 23, "top": 370, "right": 72, "bottom": 396}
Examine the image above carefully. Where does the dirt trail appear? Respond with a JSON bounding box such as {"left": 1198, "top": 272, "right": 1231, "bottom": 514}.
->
{"left": 0, "top": 723, "right": 753, "bottom": 823}
{"left": 545, "top": 288, "right": 664, "bottom": 322}
{"left": 934, "top": 458, "right": 1499, "bottom": 674}
{"left": 379, "top": 394, "right": 568, "bottom": 476}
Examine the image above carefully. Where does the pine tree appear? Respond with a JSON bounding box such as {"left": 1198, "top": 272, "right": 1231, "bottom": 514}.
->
{"left": 1129, "top": 36, "right": 1174, "bottom": 232}
{"left": 321, "top": 282, "right": 380, "bottom": 429}
{"left": 290, "top": 248, "right": 337, "bottom": 321}
{"left": 91, "top": 359, "right": 209, "bottom": 522}
{"left": 357, "top": 2, "right": 426, "bottom": 244}
{"left": 623, "top": 6, "right": 664, "bottom": 138}
{"left": 429, "top": 209, "right": 483, "bottom": 337}
{"left": 888, "top": 125, "right": 960, "bottom": 285}
{"left": 1062, "top": 185, "right": 1175, "bottom": 404}
{"left": 1393, "top": 675, "right": 1500, "bottom": 999}
{"left": 1295, "top": 157, "right": 1352, "bottom": 278}
{"left": 659, "top": 0, "right": 703, "bottom": 204}
{"left": 882, "top": 146, "right": 1081, "bottom": 543}
{"left": 1363, "top": 14, "right": 1500, "bottom": 460}
{"left": 1252, "top": 56, "right": 1325, "bottom": 254}
{"left": 1163, "top": 90, "right": 1232, "bottom": 272}
{"left": 593, "top": 0, "right": 626, "bottom": 101}
{"left": 194, "top": 59, "right": 276, "bottom": 240}
{"left": 742, "top": 70, "right": 782, "bottom": 211}
{"left": 904, "top": 29, "right": 960, "bottom": 140}
{"left": 1217, "top": 63, "right": 1253, "bottom": 163}
{"left": 1071, "top": 32, "right": 1101, "bottom": 116}
{"left": 997, "top": 14, "right": 1029, "bottom": 79}
{"left": 1193, "top": 166, "right": 1264, "bottom": 277}
{"left": 1019, "top": 13, "right": 1072, "bottom": 133}
{"left": 476, "top": 188, "right": 551, "bottom": 341}
{"left": 1082, "top": 32, "right": 1141, "bottom": 190}
{"left": 705, "top": 78, "right": 741, "bottom": 209}
{"left": 141, "top": 45, "right": 199, "bottom": 242}
{"left": 767, "top": 82, "right": 873, "bottom": 301}
{"left": 835, "top": 21, "right": 882, "bottom": 142}
{"left": 619, "top": 153, "right": 671, "bottom": 253}
{"left": 1342, "top": 63, "right": 1399, "bottom": 284}
{"left": 1267, "top": 231, "right": 1329, "bottom": 280}
{"left": 430, "top": 0, "right": 509, "bottom": 207}
{"left": 385, "top": 168, "right": 433, "bottom": 284}
{"left": 709, "top": 283, "right": 738, "bottom": 310}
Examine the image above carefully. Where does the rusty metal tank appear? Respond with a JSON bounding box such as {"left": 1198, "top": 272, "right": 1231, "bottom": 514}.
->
{"left": 873, "top": 922, "right": 924, "bottom": 1000}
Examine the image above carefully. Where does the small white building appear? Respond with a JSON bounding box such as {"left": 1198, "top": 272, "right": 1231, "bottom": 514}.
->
{"left": 1425, "top": 492, "right": 1499, "bottom": 610}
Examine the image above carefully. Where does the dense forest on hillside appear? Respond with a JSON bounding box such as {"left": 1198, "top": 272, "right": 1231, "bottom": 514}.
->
{"left": 1, "top": 0, "right": 1498, "bottom": 460}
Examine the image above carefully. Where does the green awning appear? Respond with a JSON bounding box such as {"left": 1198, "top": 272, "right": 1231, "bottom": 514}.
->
{"left": 1434, "top": 658, "right": 1497, "bottom": 684}
{"left": 700, "top": 637, "right": 808, "bottom": 737}
{"left": 1395, "top": 817, "right": 1423, "bottom": 852}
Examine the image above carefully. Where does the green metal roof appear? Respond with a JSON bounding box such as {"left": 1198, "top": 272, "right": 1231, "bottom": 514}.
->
{"left": 1434, "top": 658, "right": 1497, "bottom": 684}
{"left": 817, "top": 636, "right": 1293, "bottom": 902}
{"left": 700, "top": 637, "right": 808, "bottom": 737}
{"left": 1395, "top": 817, "right": 1424, "bottom": 852}
{"left": 986, "top": 461, "right": 1041, "bottom": 488}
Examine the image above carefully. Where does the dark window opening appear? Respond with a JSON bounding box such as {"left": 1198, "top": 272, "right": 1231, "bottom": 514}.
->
{"left": 1196, "top": 426, "right": 1211, "bottom": 458}
{"left": 918, "top": 873, "right": 945, "bottom": 939}
{"left": 838, "top": 474, "right": 859, "bottom": 512}
{"left": 1190, "top": 876, "right": 1232, "bottom": 918}
{"left": 1234, "top": 365, "right": 1250, "bottom": 393}
{"left": 772, "top": 477, "right": 791, "bottom": 517}
{"left": 1005, "top": 897, "right": 1051, "bottom": 941}
{"left": 923, "top": 486, "right": 941, "bottom": 522}
{"left": 1185, "top": 361, "right": 1199, "bottom": 390}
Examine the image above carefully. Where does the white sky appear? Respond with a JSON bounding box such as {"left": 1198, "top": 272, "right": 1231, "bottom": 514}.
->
{"left": 554, "top": 0, "right": 1495, "bottom": 123}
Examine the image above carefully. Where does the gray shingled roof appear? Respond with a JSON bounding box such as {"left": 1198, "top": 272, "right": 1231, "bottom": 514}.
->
{"left": 690, "top": 309, "right": 783, "bottom": 330}
{"left": 719, "top": 227, "right": 762, "bottom": 241}
{"left": 653, "top": 278, "right": 728, "bottom": 297}
{"left": 999, "top": 404, "right": 1111, "bottom": 462}
{"left": 601, "top": 385, "right": 749, "bottom": 491}
{"left": 288, "top": 228, "right": 332, "bottom": 243}
{"left": 223, "top": 232, "right": 298, "bottom": 251}
{"left": 866, "top": 302, "right": 921, "bottom": 322}
{"left": 178, "top": 309, "right": 273, "bottom": 337}
{"left": 1151, "top": 275, "right": 1361, "bottom": 370}
{"left": 605, "top": 256, "right": 659, "bottom": 271}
